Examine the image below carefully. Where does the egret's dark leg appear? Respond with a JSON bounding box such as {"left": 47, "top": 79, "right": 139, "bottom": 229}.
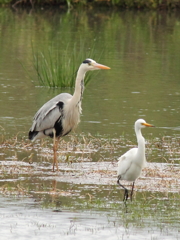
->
{"left": 117, "top": 177, "right": 129, "bottom": 201}
{"left": 52, "top": 129, "right": 59, "bottom": 172}
{"left": 130, "top": 182, "right": 135, "bottom": 201}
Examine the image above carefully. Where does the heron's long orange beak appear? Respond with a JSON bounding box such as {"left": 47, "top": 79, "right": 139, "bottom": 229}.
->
{"left": 142, "top": 123, "right": 155, "bottom": 127}
{"left": 93, "top": 63, "right": 111, "bottom": 70}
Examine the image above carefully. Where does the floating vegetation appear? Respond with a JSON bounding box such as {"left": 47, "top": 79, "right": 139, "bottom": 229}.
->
{"left": 0, "top": 133, "right": 180, "bottom": 202}
{"left": 0, "top": 183, "right": 31, "bottom": 197}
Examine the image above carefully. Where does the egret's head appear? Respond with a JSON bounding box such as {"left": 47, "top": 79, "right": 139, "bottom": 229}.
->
{"left": 135, "top": 119, "right": 155, "bottom": 129}
{"left": 81, "top": 58, "right": 110, "bottom": 71}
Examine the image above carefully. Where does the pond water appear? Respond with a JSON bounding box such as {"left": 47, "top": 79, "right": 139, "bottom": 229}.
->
{"left": 0, "top": 7, "right": 180, "bottom": 240}
{"left": 0, "top": 193, "right": 180, "bottom": 240}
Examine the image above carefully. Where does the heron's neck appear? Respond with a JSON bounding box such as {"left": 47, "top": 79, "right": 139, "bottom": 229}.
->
{"left": 135, "top": 128, "right": 145, "bottom": 157}
{"left": 71, "top": 66, "right": 86, "bottom": 105}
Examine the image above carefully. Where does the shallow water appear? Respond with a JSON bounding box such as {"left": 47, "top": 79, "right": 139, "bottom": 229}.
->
{"left": 0, "top": 189, "right": 180, "bottom": 240}
{"left": 0, "top": 7, "right": 180, "bottom": 240}
{"left": 0, "top": 8, "right": 180, "bottom": 139}
{"left": 1, "top": 154, "right": 180, "bottom": 239}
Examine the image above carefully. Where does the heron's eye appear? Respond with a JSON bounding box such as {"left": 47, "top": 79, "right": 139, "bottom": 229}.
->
{"left": 88, "top": 62, "right": 91, "bottom": 66}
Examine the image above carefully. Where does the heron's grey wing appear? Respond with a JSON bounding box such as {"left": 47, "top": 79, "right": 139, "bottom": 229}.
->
{"left": 30, "top": 93, "right": 72, "bottom": 132}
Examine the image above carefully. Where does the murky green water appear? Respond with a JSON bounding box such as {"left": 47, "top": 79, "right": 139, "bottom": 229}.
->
{"left": 0, "top": 7, "right": 180, "bottom": 240}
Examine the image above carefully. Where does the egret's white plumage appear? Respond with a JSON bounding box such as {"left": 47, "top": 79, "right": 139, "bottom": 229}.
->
{"left": 29, "top": 58, "right": 110, "bottom": 171}
{"left": 117, "top": 119, "right": 154, "bottom": 201}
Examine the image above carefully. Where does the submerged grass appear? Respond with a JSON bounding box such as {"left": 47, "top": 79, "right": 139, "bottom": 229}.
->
{"left": 0, "top": 132, "right": 180, "bottom": 211}
{"left": 0, "top": 133, "right": 180, "bottom": 188}
{"left": 32, "top": 42, "right": 102, "bottom": 88}
{"left": 0, "top": 132, "right": 180, "bottom": 165}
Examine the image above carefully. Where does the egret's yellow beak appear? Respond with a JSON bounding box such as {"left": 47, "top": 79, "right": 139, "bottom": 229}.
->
{"left": 142, "top": 123, "right": 155, "bottom": 127}
{"left": 93, "top": 63, "right": 111, "bottom": 70}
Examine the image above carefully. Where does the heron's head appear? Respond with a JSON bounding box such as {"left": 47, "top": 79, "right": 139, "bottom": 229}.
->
{"left": 135, "top": 119, "right": 155, "bottom": 130}
{"left": 81, "top": 58, "right": 110, "bottom": 71}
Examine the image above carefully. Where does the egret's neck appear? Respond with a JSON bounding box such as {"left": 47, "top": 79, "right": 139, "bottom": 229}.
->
{"left": 71, "top": 66, "right": 86, "bottom": 105}
{"left": 135, "top": 128, "right": 145, "bottom": 157}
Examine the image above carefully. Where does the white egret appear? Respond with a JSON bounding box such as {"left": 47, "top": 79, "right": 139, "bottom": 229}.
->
{"left": 29, "top": 58, "right": 110, "bottom": 171}
{"left": 117, "top": 119, "right": 154, "bottom": 201}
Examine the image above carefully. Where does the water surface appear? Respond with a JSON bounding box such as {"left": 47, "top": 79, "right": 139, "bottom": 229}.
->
{"left": 0, "top": 8, "right": 180, "bottom": 240}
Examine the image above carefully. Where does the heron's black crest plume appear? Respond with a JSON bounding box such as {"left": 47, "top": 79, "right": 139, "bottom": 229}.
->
{"left": 83, "top": 59, "right": 91, "bottom": 64}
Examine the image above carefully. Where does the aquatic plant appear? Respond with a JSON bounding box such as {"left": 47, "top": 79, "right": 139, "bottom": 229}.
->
{"left": 32, "top": 43, "right": 102, "bottom": 88}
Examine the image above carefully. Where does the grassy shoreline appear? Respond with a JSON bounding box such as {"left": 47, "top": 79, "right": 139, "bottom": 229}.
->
{"left": 1, "top": 0, "right": 180, "bottom": 9}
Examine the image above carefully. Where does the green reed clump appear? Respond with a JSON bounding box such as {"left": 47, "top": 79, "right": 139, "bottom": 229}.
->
{"left": 32, "top": 43, "right": 101, "bottom": 88}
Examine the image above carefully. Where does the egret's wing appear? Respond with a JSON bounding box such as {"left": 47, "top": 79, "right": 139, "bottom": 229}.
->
{"left": 117, "top": 148, "right": 137, "bottom": 177}
{"left": 30, "top": 93, "right": 72, "bottom": 132}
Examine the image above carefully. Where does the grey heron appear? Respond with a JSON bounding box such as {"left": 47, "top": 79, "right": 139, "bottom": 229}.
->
{"left": 117, "top": 119, "right": 154, "bottom": 201}
{"left": 29, "top": 58, "right": 110, "bottom": 171}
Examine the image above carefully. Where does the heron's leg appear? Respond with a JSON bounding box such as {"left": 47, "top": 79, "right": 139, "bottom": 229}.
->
{"left": 55, "top": 139, "right": 59, "bottom": 171}
{"left": 52, "top": 180, "right": 57, "bottom": 192}
{"left": 117, "top": 177, "right": 129, "bottom": 202}
{"left": 52, "top": 130, "right": 56, "bottom": 172}
{"left": 130, "top": 182, "right": 135, "bottom": 201}
{"left": 52, "top": 129, "right": 59, "bottom": 172}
